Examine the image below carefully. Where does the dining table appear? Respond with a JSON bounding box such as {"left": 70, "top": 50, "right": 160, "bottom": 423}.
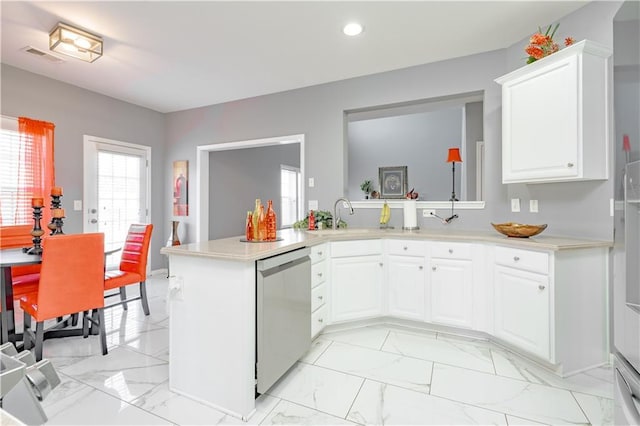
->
{"left": 0, "top": 245, "right": 122, "bottom": 347}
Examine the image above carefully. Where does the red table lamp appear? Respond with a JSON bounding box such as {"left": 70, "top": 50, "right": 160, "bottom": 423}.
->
{"left": 446, "top": 148, "right": 462, "bottom": 202}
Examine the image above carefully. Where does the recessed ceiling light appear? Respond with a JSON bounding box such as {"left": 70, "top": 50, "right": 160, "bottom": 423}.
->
{"left": 343, "top": 22, "right": 363, "bottom": 36}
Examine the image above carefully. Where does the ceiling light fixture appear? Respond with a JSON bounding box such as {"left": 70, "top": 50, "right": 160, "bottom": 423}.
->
{"left": 343, "top": 22, "right": 364, "bottom": 36}
{"left": 49, "top": 22, "right": 103, "bottom": 63}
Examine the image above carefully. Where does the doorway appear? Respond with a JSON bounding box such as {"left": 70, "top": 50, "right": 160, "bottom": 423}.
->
{"left": 83, "top": 135, "right": 151, "bottom": 269}
{"left": 196, "top": 134, "right": 304, "bottom": 242}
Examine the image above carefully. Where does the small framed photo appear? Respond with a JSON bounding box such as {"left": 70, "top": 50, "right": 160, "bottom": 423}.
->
{"left": 379, "top": 166, "right": 408, "bottom": 199}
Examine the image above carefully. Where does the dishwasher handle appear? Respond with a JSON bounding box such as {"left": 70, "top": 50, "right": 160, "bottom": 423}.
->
{"left": 257, "top": 247, "right": 311, "bottom": 271}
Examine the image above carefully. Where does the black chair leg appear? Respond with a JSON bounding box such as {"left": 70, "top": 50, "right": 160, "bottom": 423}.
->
{"left": 119, "top": 287, "right": 128, "bottom": 310}
{"left": 82, "top": 310, "right": 90, "bottom": 338}
{"left": 97, "top": 308, "right": 108, "bottom": 356}
{"left": 140, "top": 281, "right": 150, "bottom": 316}
{"left": 71, "top": 313, "right": 79, "bottom": 326}
{"left": 23, "top": 312, "right": 33, "bottom": 350}
{"left": 34, "top": 321, "right": 44, "bottom": 362}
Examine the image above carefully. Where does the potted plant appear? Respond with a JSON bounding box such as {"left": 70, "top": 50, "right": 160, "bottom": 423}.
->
{"left": 360, "top": 180, "right": 373, "bottom": 199}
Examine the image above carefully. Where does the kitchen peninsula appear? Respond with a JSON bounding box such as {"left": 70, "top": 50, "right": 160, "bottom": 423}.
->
{"left": 161, "top": 227, "right": 611, "bottom": 420}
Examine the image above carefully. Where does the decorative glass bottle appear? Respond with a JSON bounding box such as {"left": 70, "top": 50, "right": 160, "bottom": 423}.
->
{"left": 245, "top": 211, "right": 254, "bottom": 241}
{"left": 258, "top": 204, "right": 266, "bottom": 241}
{"left": 308, "top": 210, "right": 315, "bottom": 230}
{"left": 252, "top": 199, "right": 261, "bottom": 240}
{"left": 167, "top": 220, "right": 181, "bottom": 246}
{"left": 266, "top": 200, "right": 277, "bottom": 241}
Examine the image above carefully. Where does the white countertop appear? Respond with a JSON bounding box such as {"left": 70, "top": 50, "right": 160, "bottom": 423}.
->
{"left": 160, "top": 227, "right": 612, "bottom": 262}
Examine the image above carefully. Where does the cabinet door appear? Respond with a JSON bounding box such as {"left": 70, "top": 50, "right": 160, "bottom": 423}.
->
{"left": 330, "top": 255, "right": 383, "bottom": 322}
{"left": 430, "top": 258, "right": 473, "bottom": 328}
{"left": 494, "top": 265, "right": 550, "bottom": 360}
{"left": 502, "top": 56, "right": 579, "bottom": 183}
{"left": 387, "top": 255, "right": 425, "bottom": 321}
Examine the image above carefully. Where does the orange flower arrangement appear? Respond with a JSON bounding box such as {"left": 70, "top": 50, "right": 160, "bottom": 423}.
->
{"left": 525, "top": 23, "right": 574, "bottom": 64}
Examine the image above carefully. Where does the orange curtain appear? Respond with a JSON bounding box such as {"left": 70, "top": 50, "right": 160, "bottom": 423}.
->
{"left": 0, "top": 117, "right": 55, "bottom": 248}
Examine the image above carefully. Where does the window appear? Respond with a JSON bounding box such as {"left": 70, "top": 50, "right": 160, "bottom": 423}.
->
{"left": 280, "top": 165, "right": 301, "bottom": 228}
{"left": 0, "top": 116, "right": 55, "bottom": 247}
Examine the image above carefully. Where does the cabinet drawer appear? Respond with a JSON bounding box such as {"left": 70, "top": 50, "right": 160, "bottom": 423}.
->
{"left": 495, "top": 246, "right": 549, "bottom": 274}
{"left": 311, "top": 261, "right": 327, "bottom": 288}
{"left": 311, "top": 304, "right": 327, "bottom": 337}
{"left": 431, "top": 242, "right": 473, "bottom": 260}
{"left": 311, "top": 283, "right": 326, "bottom": 312}
{"left": 387, "top": 239, "right": 426, "bottom": 256}
{"left": 331, "top": 240, "right": 382, "bottom": 258}
{"left": 309, "top": 243, "right": 328, "bottom": 264}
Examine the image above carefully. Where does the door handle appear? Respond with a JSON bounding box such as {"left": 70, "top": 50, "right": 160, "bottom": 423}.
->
{"left": 90, "top": 219, "right": 98, "bottom": 224}
{"left": 90, "top": 208, "right": 97, "bottom": 214}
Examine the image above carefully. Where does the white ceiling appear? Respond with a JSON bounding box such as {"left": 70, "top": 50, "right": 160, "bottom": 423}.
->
{"left": 1, "top": 1, "right": 588, "bottom": 113}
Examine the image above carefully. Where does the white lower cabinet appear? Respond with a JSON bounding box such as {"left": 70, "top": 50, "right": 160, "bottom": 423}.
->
{"left": 494, "top": 265, "right": 550, "bottom": 360}
{"left": 430, "top": 257, "right": 473, "bottom": 329}
{"left": 330, "top": 255, "right": 383, "bottom": 322}
{"left": 387, "top": 255, "right": 425, "bottom": 321}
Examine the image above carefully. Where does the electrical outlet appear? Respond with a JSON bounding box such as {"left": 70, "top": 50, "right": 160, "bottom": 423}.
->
{"left": 511, "top": 198, "right": 521, "bottom": 212}
{"left": 73, "top": 200, "right": 82, "bottom": 211}
{"left": 308, "top": 177, "right": 315, "bottom": 188}
{"left": 529, "top": 199, "right": 539, "bottom": 213}
{"left": 422, "top": 209, "right": 435, "bottom": 217}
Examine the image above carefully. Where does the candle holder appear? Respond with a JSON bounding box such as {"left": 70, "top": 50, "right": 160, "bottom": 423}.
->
{"left": 48, "top": 194, "right": 63, "bottom": 235}
{"left": 25, "top": 205, "right": 45, "bottom": 255}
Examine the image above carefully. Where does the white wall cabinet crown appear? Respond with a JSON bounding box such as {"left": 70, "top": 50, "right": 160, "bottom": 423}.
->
{"left": 495, "top": 40, "right": 612, "bottom": 184}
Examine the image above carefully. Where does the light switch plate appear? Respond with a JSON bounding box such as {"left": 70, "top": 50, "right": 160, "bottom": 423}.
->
{"left": 511, "top": 198, "right": 521, "bottom": 212}
{"left": 529, "top": 199, "right": 539, "bottom": 213}
{"left": 73, "top": 200, "right": 82, "bottom": 211}
{"left": 308, "top": 200, "right": 318, "bottom": 211}
{"left": 308, "top": 177, "right": 315, "bottom": 188}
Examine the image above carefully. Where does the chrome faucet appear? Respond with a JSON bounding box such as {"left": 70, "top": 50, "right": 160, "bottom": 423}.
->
{"left": 333, "top": 198, "right": 354, "bottom": 230}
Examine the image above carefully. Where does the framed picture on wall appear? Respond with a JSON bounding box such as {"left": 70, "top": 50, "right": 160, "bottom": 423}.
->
{"left": 379, "top": 166, "right": 407, "bottom": 199}
{"left": 173, "top": 160, "right": 188, "bottom": 216}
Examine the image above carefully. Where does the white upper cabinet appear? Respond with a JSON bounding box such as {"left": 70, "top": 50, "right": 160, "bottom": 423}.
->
{"left": 495, "top": 40, "right": 612, "bottom": 184}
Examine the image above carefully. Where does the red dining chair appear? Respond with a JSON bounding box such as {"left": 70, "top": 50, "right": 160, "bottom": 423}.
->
{"left": 20, "top": 233, "right": 107, "bottom": 361}
{"left": 104, "top": 224, "right": 153, "bottom": 315}
{"left": 0, "top": 227, "right": 41, "bottom": 302}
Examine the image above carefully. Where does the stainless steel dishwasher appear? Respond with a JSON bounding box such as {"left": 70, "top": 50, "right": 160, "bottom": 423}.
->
{"left": 256, "top": 247, "right": 311, "bottom": 394}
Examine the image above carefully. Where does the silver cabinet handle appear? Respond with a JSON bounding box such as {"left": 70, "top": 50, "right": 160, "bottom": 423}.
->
{"left": 513, "top": 256, "right": 520, "bottom": 261}
{"left": 90, "top": 219, "right": 98, "bottom": 224}
{"left": 567, "top": 163, "right": 574, "bottom": 168}
{"left": 538, "top": 285, "right": 546, "bottom": 290}
{"left": 432, "top": 266, "right": 437, "bottom": 271}
{"left": 448, "top": 249, "right": 453, "bottom": 254}
{"left": 318, "top": 318, "right": 324, "bottom": 323}
{"left": 403, "top": 246, "right": 408, "bottom": 251}
{"left": 317, "top": 251, "right": 323, "bottom": 256}
{"left": 379, "top": 262, "right": 383, "bottom": 267}
{"left": 317, "top": 272, "right": 323, "bottom": 277}
{"left": 318, "top": 295, "right": 323, "bottom": 300}
{"left": 418, "top": 265, "right": 423, "bottom": 270}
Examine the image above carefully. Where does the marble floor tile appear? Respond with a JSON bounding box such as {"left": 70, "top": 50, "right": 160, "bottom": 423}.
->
{"left": 129, "top": 381, "right": 278, "bottom": 425}
{"left": 111, "top": 326, "right": 170, "bottom": 358}
{"left": 42, "top": 376, "right": 171, "bottom": 425}
{"left": 261, "top": 400, "right": 358, "bottom": 425}
{"left": 505, "top": 414, "right": 548, "bottom": 425}
{"left": 572, "top": 392, "right": 614, "bottom": 425}
{"left": 315, "top": 341, "right": 433, "bottom": 393}
{"left": 492, "top": 349, "right": 614, "bottom": 399}
{"left": 321, "top": 325, "right": 391, "bottom": 350}
{"left": 267, "top": 362, "right": 364, "bottom": 418}
{"left": 382, "top": 330, "right": 496, "bottom": 374}
{"left": 299, "top": 337, "right": 332, "bottom": 364}
{"left": 60, "top": 346, "right": 169, "bottom": 403}
{"left": 347, "top": 379, "right": 507, "bottom": 425}
{"left": 430, "top": 363, "right": 589, "bottom": 425}
{"left": 41, "top": 333, "right": 119, "bottom": 370}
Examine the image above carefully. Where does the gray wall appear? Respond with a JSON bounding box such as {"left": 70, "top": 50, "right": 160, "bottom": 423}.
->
{"left": 347, "top": 107, "right": 463, "bottom": 201}
{"left": 209, "top": 143, "right": 300, "bottom": 239}
{"left": 465, "top": 101, "right": 484, "bottom": 201}
{"left": 166, "top": 49, "right": 506, "bottom": 239}
{"left": 1, "top": 64, "right": 167, "bottom": 269}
